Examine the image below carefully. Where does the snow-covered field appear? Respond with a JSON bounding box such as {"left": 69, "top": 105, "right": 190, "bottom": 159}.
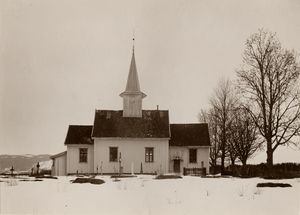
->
{"left": 0, "top": 175, "right": 299, "bottom": 215}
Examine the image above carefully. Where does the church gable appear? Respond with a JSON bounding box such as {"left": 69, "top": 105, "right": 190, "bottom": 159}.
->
{"left": 91, "top": 110, "right": 170, "bottom": 138}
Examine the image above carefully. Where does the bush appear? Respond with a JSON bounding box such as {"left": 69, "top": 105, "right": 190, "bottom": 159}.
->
{"left": 228, "top": 163, "right": 300, "bottom": 179}
{"left": 35, "top": 175, "right": 58, "bottom": 179}
{"left": 72, "top": 177, "right": 105, "bottom": 185}
{"left": 257, "top": 182, "right": 292, "bottom": 187}
{"left": 155, "top": 174, "right": 182, "bottom": 179}
{"left": 111, "top": 175, "right": 137, "bottom": 178}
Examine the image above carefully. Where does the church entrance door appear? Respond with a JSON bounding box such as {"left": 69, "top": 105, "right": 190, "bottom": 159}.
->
{"left": 173, "top": 160, "right": 180, "bottom": 173}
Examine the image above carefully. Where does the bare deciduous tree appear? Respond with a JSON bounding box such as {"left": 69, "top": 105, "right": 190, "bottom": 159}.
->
{"left": 237, "top": 29, "right": 300, "bottom": 167}
{"left": 199, "top": 108, "right": 221, "bottom": 172}
{"left": 209, "top": 79, "right": 236, "bottom": 173}
{"left": 228, "top": 106, "right": 261, "bottom": 167}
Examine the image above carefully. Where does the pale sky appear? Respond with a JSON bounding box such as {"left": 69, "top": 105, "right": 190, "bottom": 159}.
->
{"left": 0, "top": 0, "right": 300, "bottom": 163}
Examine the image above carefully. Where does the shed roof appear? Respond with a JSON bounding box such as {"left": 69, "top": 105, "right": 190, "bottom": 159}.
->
{"left": 169, "top": 123, "right": 210, "bottom": 147}
{"left": 50, "top": 151, "right": 67, "bottom": 159}
{"left": 64, "top": 125, "right": 94, "bottom": 145}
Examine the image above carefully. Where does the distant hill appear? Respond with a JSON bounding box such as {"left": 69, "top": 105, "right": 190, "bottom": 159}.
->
{"left": 0, "top": 154, "right": 51, "bottom": 172}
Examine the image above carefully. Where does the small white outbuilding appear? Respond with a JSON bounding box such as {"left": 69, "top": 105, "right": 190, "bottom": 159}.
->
{"left": 51, "top": 151, "right": 67, "bottom": 176}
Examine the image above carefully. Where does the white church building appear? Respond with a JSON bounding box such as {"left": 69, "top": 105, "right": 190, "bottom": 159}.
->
{"left": 51, "top": 47, "right": 210, "bottom": 176}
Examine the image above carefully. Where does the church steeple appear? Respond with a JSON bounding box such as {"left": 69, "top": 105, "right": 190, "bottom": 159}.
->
{"left": 124, "top": 48, "right": 140, "bottom": 92}
{"left": 120, "top": 40, "right": 146, "bottom": 117}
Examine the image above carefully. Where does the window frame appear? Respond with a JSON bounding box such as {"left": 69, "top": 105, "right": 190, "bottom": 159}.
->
{"left": 189, "top": 148, "right": 197, "bottom": 163}
{"left": 79, "top": 148, "right": 88, "bottom": 163}
{"left": 109, "top": 147, "right": 118, "bottom": 162}
{"left": 145, "top": 147, "right": 154, "bottom": 163}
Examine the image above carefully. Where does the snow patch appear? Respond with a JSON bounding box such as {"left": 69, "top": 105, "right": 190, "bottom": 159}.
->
{"left": 0, "top": 176, "right": 299, "bottom": 215}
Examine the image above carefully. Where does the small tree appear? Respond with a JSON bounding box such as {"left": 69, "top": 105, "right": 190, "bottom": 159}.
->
{"left": 209, "top": 79, "right": 237, "bottom": 174}
{"left": 228, "top": 106, "right": 261, "bottom": 167}
{"left": 199, "top": 108, "right": 221, "bottom": 173}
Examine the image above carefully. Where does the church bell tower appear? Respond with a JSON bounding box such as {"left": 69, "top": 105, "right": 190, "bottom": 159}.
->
{"left": 120, "top": 42, "right": 146, "bottom": 117}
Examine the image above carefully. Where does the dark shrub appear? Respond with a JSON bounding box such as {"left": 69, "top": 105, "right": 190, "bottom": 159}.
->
{"left": 228, "top": 163, "right": 300, "bottom": 179}
{"left": 72, "top": 177, "right": 105, "bottom": 185}
{"left": 36, "top": 175, "right": 58, "bottom": 179}
{"left": 155, "top": 175, "right": 182, "bottom": 179}
{"left": 209, "top": 165, "right": 221, "bottom": 174}
{"left": 111, "top": 175, "right": 137, "bottom": 178}
{"left": 257, "top": 182, "right": 292, "bottom": 187}
{"left": 90, "top": 178, "right": 105, "bottom": 184}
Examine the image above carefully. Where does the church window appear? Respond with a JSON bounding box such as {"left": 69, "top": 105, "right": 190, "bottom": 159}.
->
{"left": 189, "top": 148, "right": 197, "bottom": 163}
{"left": 109, "top": 147, "right": 118, "bottom": 162}
{"left": 79, "top": 148, "right": 88, "bottom": 163}
{"left": 145, "top": 147, "right": 154, "bottom": 163}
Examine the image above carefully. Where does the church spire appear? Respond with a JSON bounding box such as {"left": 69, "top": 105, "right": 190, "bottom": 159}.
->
{"left": 124, "top": 44, "right": 140, "bottom": 92}
{"left": 120, "top": 39, "right": 146, "bottom": 117}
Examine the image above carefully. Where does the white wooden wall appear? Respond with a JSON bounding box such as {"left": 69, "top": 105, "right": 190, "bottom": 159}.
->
{"left": 169, "top": 146, "right": 210, "bottom": 173}
{"left": 93, "top": 138, "right": 169, "bottom": 174}
{"left": 66, "top": 144, "right": 94, "bottom": 174}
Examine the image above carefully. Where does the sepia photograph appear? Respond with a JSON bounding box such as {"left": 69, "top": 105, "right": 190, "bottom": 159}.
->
{"left": 0, "top": 0, "right": 300, "bottom": 214}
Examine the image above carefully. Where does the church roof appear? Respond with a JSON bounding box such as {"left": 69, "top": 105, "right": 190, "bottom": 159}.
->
{"left": 92, "top": 110, "right": 170, "bottom": 138}
{"left": 169, "top": 123, "right": 210, "bottom": 146}
{"left": 64, "top": 125, "right": 94, "bottom": 145}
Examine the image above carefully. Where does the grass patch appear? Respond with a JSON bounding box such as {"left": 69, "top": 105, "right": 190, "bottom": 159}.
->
{"left": 72, "top": 177, "right": 105, "bottom": 185}
{"left": 155, "top": 175, "right": 182, "bottom": 180}
{"left": 257, "top": 182, "right": 292, "bottom": 188}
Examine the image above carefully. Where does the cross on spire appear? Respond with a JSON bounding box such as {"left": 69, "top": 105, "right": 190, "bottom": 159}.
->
{"left": 132, "top": 33, "right": 135, "bottom": 53}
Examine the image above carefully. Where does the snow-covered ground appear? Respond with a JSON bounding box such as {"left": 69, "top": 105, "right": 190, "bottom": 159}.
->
{"left": 0, "top": 175, "right": 299, "bottom": 215}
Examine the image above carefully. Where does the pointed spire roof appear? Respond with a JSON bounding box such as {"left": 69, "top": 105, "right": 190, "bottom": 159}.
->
{"left": 120, "top": 45, "right": 146, "bottom": 98}
{"left": 125, "top": 49, "right": 140, "bottom": 92}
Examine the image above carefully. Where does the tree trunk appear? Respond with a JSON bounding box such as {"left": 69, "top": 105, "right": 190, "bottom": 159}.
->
{"left": 231, "top": 159, "right": 235, "bottom": 166}
{"left": 231, "top": 158, "right": 236, "bottom": 175}
{"left": 220, "top": 130, "right": 226, "bottom": 174}
{"left": 211, "top": 159, "right": 217, "bottom": 174}
{"left": 266, "top": 138, "right": 273, "bottom": 168}
{"left": 220, "top": 147, "right": 225, "bottom": 174}
{"left": 266, "top": 150, "right": 273, "bottom": 168}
